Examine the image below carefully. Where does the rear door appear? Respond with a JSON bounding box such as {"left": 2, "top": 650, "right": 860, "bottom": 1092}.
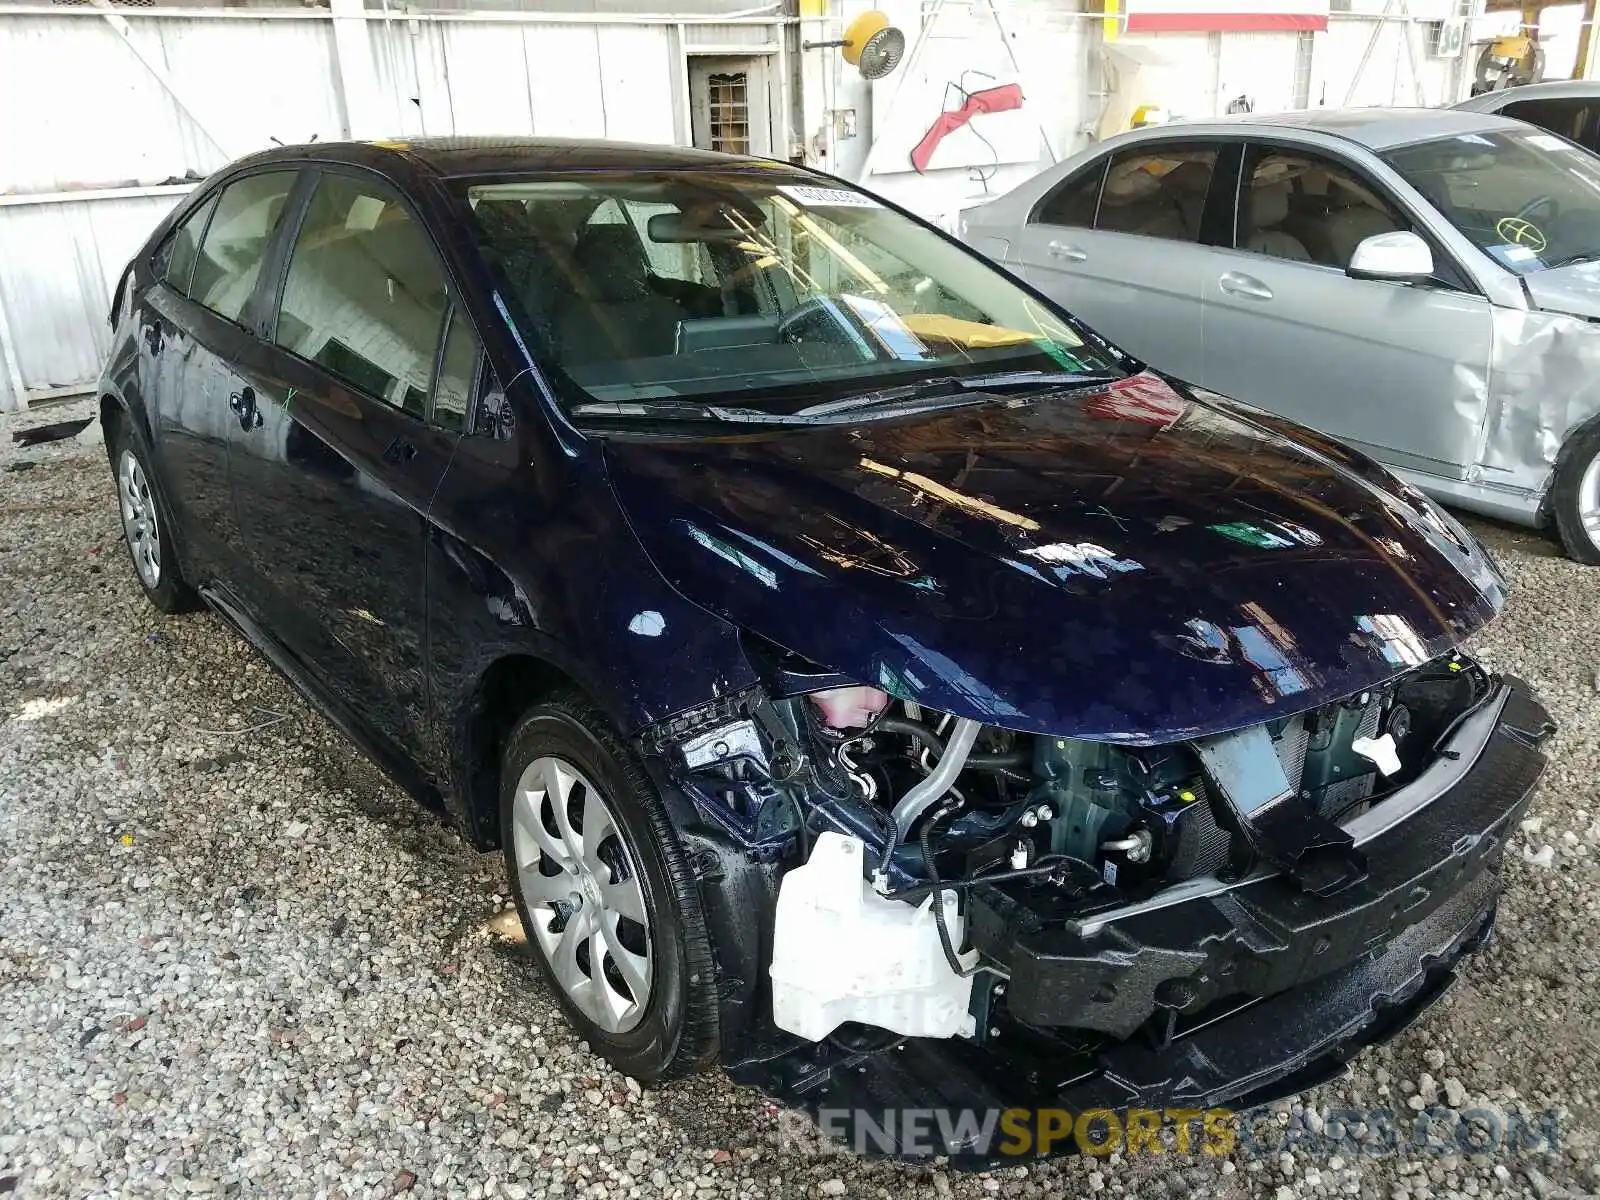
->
{"left": 231, "top": 168, "right": 463, "bottom": 758}
{"left": 1198, "top": 140, "right": 1494, "bottom": 476}
{"left": 1006, "top": 140, "right": 1230, "bottom": 380}
{"left": 150, "top": 171, "right": 301, "bottom": 583}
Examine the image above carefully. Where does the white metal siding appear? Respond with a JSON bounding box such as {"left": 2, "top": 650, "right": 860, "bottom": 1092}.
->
{"left": 0, "top": 9, "right": 724, "bottom": 409}
{"left": 0, "top": 193, "right": 187, "bottom": 406}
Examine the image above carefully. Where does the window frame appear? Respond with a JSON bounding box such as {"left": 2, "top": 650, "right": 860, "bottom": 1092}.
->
{"left": 262, "top": 164, "right": 479, "bottom": 425}
{"left": 1227, "top": 137, "right": 1480, "bottom": 295}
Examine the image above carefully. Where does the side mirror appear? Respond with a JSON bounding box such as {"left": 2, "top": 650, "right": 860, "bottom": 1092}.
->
{"left": 1347, "top": 230, "right": 1434, "bottom": 282}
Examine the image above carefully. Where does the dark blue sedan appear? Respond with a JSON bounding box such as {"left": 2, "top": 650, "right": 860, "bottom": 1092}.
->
{"left": 98, "top": 136, "right": 1552, "bottom": 1159}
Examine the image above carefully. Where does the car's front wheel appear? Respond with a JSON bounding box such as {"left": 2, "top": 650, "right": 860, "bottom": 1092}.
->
{"left": 499, "top": 694, "right": 720, "bottom": 1081}
{"left": 108, "top": 414, "right": 197, "bottom": 612}
{"left": 1551, "top": 420, "right": 1600, "bottom": 565}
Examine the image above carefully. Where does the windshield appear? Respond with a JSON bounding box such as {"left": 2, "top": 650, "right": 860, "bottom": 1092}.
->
{"left": 461, "top": 168, "right": 1116, "bottom": 414}
{"left": 1384, "top": 128, "right": 1600, "bottom": 274}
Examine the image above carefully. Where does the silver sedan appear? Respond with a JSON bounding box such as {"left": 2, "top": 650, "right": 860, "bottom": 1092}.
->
{"left": 959, "top": 108, "right": 1600, "bottom": 563}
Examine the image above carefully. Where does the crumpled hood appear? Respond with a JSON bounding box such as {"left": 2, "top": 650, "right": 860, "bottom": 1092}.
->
{"left": 602, "top": 374, "right": 1505, "bottom": 743}
{"left": 1523, "top": 261, "right": 1600, "bottom": 320}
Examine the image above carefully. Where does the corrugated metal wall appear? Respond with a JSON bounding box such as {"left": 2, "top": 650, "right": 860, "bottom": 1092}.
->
{"left": 0, "top": 8, "right": 744, "bottom": 410}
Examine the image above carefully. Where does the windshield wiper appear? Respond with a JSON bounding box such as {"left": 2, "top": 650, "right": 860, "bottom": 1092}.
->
{"left": 570, "top": 369, "right": 1124, "bottom": 426}
{"left": 1546, "top": 251, "right": 1600, "bottom": 269}
{"left": 796, "top": 370, "right": 1122, "bottom": 417}
{"left": 570, "top": 399, "right": 912, "bottom": 427}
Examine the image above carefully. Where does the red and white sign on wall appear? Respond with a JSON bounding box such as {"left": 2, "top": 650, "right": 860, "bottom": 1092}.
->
{"left": 1119, "top": 0, "right": 1329, "bottom": 33}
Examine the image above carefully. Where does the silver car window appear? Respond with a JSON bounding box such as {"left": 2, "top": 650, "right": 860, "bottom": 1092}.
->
{"left": 1384, "top": 129, "right": 1600, "bottom": 273}
{"left": 1095, "top": 146, "right": 1218, "bottom": 244}
{"left": 1239, "top": 146, "right": 1407, "bottom": 269}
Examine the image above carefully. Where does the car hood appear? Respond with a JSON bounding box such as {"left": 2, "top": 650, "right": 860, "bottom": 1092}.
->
{"left": 601, "top": 374, "right": 1505, "bottom": 743}
{"left": 1523, "top": 261, "right": 1600, "bottom": 319}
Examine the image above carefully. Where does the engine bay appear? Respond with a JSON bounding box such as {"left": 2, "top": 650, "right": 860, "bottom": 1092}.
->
{"left": 650, "top": 643, "right": 1499, "bottom": 1050}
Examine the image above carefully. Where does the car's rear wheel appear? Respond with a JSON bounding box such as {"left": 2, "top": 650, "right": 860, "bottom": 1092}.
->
{"left": 1551, "top": 421, "right": 1600, "bottom": 565}
{"left": 499, "top": 694, "right": 719, "bottom": 1081}
{"left": 108, "top": 415, "right": 197, "bottom": 612}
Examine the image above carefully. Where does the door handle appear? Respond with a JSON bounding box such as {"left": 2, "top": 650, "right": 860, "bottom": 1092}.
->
{"left": 228, "top": 386, "right": 261, "bottom": 431}
{"left": 383, "top": 436, "right": 418, "bottom": 466}
{"left": 1219, "top": 271, "right": 1273, "bottom": 301}
{"left": 1047, "top": 240, "right": 1088, "bottom": 262}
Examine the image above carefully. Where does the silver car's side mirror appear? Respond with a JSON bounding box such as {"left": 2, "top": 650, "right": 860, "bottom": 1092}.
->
{"left": 1347, "top": 231, "right": 1434, "bottom": 282}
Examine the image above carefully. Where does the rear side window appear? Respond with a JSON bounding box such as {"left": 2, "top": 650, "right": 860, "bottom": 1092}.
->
{"left": 1033, "top": 160, "right": 1106, "bottom": 228}
{"left": 154, "top": 193, "right": 219, "bottom": 296}
{"left": 191, "top": 172, "right": 298, "bottom": 323}
{"left": 274, "top": 173, "right": 449, "bottom": 420}
{"left": 1095, "top": 145, "right": 1219, "bottom": 243}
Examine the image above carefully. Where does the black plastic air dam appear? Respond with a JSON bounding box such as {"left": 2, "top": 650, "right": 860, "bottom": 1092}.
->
{"left": 727, "top": 677, "right": 1552, "bottom": 1164}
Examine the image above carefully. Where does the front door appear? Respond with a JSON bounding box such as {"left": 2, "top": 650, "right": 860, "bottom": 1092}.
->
{"left": 229, "top": 169, "right": 463, "bottom": 758}
{"left": 1008, "top": 141, "right": 1225, "bottom": 383}
{"left": 1199, "top": 142, "right": 1494, "bottom": 478}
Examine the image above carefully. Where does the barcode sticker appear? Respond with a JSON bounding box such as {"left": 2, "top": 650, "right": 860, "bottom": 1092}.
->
{"left": 777, "top": 184, "right": 883, "bottom": 209}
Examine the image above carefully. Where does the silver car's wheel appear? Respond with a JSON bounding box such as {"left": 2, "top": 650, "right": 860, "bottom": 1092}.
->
{"left": 1579, "top": 453, "right": 1600, "bottom": 554}
{"left": 117, "top": 447, "right": 161, "bottom": 590}
{"left": 1552, "top": 423, "right": 1600, "bottom": 565}
{"left": 511, "top": 755, "right": 653, "bottom": 1034}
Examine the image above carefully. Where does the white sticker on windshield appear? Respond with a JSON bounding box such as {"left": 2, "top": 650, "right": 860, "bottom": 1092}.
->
{"left": 777, "top": 184, "right": 883, "bottom": 209}
{"left": 1526, "top": 133, "right": 1570, "bottom": 152}
{"left": 1502, "top": 243, "right": 1538, "bottom": 262}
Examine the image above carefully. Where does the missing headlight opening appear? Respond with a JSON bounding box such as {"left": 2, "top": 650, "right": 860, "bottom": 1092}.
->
{"left": 651, "top": 651, "right": 1511, "bottom": 1050}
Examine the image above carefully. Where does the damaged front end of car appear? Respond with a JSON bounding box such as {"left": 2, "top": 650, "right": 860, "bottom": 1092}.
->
{"left": 637, "top": 642, "right": 1553, "bottom": 1161}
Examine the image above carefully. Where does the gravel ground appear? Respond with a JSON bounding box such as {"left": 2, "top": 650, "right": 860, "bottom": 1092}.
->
{"left": 2, "top": 399, "right": 1598, "bottom": 1200}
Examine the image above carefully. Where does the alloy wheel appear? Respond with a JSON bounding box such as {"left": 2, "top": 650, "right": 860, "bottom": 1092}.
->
{"left": 117, "top": 448, "right": 161, "bottom": 590}
{"left": 511, "top": 755, "right": 653, "bottom": 1033}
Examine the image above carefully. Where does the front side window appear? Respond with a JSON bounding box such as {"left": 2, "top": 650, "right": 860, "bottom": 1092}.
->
{"left": 191, "top": 172, "right": 298, "bottom": 323}
{"left": 1384, "top": 128, "right": 1600, "bottom": 274}
{"left": 156, "top": 193, "right": 219, "bottom": 296}
{"left": 463, "top": 170, "right": 1115, "bottom": 412}
{"left": 1095, "top": 146, "right": 1218, "bottom": 243}
{"left": 275, "top": 174, "right": 449, "bottom": 419}
{"left": 1239, "top": 146, "right": 1407, "bottom": 268}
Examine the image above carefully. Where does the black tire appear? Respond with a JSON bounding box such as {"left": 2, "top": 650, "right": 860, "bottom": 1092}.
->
{"left": 499, "top": 693, "right": 719, "bottom": 1081}
{"left": 106, "top": 412, "right": 198, "bottom": 613}
{"left": 1550, "top": 420, "right": 1600, "bottom": 565}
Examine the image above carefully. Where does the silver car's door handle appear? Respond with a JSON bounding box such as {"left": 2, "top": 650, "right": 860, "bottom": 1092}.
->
{"left": 1047, "top": 240, "right": 1088, "bottom": 262}
{"left": 1219, "top": 271, "right": 1273, "bottom": 300}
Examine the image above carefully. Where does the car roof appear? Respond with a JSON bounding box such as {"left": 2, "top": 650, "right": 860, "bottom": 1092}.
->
{"left": 1141, "top": 106, "right": 1526, "bottom": 150}
{"left": 1452, "top": 79, "right": 1600, "bottom": 112}
{"left": 254, "top": 136, "right": 768, "bottom": 178}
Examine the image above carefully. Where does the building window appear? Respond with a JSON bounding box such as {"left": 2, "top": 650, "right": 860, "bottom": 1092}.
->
{"left": 708, "top": 72, "right": 751, "bottom": 154}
